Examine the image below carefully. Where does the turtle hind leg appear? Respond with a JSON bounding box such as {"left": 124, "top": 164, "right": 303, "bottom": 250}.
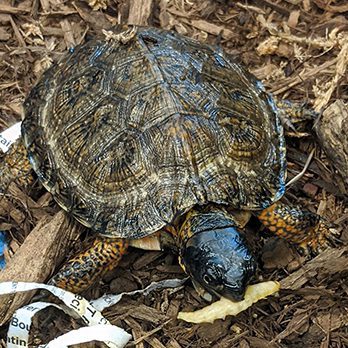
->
{"left": 274, "top": 98, "right": 318, "bottom": 131}
{"left": 0, "top": 140, "right": 33, "bottom": 193}
{"left": 257, "top": 201, "right": 338, "bottom": 253}
{"left": 49, "top": 236, "right": 128, "bottom": 293}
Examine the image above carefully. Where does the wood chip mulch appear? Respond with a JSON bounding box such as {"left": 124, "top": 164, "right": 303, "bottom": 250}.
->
{"left": 0, "top": 1, "right": 347, "bottom": 347}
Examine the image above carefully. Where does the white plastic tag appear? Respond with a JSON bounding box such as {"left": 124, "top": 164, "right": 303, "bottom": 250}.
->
{"left": 0, "top": 122, "right": 22, "bottom": 153}
{"left": 0, "top": 277, "right": 187, "bottom": 347}
{"left": 91, "top": 277, "right": 188, "bottom": 311}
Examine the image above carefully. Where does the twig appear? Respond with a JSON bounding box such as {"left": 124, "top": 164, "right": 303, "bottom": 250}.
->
{"left": 286, "top": 148, "right": 315, "bottom": 187}
{"left": 131, "top": 319, "right": 172, "bottom": 345}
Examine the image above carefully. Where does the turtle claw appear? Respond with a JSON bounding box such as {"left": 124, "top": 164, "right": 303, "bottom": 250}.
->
{"left": 298, "top": 243, "right": 311, "bottom": 257}
{"left": 320, "top": 228, "right": 342, "bottom": 249}
{"left": 303, "top": 219, "right": 341, "bottom": 255}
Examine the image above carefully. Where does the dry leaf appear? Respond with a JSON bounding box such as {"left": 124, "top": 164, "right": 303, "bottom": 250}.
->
{"left": 288, "top": 10, "right": 300, "bottom": 28}
{"left": 88, "top": 0, "right": 108, "bottom": 11}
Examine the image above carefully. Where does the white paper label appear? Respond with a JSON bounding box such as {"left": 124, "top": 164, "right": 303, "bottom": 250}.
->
{"left": 0, "top": 122, "right": 22, "bottom": 153}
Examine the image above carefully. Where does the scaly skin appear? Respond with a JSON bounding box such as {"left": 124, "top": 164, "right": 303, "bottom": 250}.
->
{"left": 49, "top": 236, "right": 128, "bottom": 293}
{"left": 257, "top": 201, "right": 333, "bottom": 252}
{"left": 0, "top": 141, "right": 33, "bottom": 193}
{"left": 274, "top": 98, "right": 318, "bottom": 130}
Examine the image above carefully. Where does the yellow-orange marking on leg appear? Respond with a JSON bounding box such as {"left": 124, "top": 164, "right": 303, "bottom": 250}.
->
{"left": 257, "top": 202, "right": 333, "bottom": 251}
{"left": 49, "top": 237, "right": 129, "bottom": 293}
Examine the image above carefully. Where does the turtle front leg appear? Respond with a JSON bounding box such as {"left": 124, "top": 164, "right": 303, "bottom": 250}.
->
{"left": 257, "top": 202, "right": 335, "bottom": 252}
{"left": 49, "top": 236, "right": 128, "bottom": 293}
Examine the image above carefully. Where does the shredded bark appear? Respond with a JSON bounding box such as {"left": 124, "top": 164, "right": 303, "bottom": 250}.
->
{"left": 0, "top": 1, "right": 347, "bottom": 347}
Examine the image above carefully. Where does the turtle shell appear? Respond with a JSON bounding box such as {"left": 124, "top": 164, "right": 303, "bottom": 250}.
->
{"left": 22, "top": 26, "right": 286, "bottom": 239}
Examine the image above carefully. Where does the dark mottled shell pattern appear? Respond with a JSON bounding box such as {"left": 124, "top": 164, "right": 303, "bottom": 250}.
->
{"left": 22, "top": 26, "right": 286, "bottom": 239}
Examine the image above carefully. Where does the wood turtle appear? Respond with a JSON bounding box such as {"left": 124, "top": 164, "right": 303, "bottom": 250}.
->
{"left": 3, "top": 25, "right": 334, "bottom": 301}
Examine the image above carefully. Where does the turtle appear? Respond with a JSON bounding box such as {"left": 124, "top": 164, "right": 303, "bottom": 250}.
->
{"left": 3, "top": 25, "right": 333, "bottom": 301}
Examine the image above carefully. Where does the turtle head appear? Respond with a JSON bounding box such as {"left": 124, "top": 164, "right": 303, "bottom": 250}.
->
{"left": 179, "top": 210, "right": 256, "bottom": 301}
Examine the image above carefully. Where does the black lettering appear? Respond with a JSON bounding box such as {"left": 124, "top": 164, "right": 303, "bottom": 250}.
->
{"left": 86, "top": 306, "right": 96, "bottom": 317}
{"left": 26, "top": 306, "right": 39, "bottom": 312}
{"left": 70, "top": 298, "right": 80, "bottom": 310}
{"left": 11, "top": 317, "right": 30, "bottom": 331}
{"left": 81, "top": 315, "right": 90, "bottom": 324}
{"left": 98, "top": 317, "right": 108, "bottom": 325}
{"left": 0, "top": 134, "right": 13, "bottom": 148}
{"left": 8, "top": 336, "right": 27, "bottom": 346}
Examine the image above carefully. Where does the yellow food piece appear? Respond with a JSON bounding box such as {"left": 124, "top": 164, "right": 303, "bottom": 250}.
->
{"left": 177, "top": 281, "right": 280, "bottom": 324}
